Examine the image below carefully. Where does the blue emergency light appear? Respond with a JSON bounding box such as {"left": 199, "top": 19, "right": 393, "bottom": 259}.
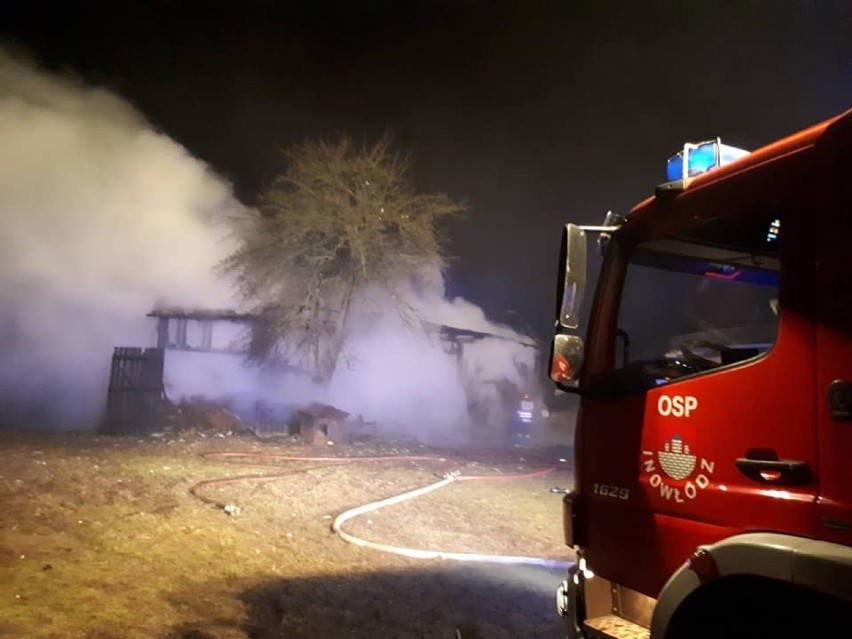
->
{"left": 666, "top": 138, "right": 750, "bottom": 181}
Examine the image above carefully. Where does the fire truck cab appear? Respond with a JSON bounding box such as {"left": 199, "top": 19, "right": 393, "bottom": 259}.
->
{"left": 550, "top": 108, "right": 852, "bottom": 639}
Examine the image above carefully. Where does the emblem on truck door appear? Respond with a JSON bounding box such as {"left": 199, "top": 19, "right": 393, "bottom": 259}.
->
{"left": 658, "top": 435, "right": 695, "bottom": 480}
{"left": 642, "top": 435, "right": 715, "bottom": 502}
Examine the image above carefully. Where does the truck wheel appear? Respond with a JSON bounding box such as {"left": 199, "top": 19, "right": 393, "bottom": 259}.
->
{"left": 665, "top": 576, "right": 850, "bottom": 639}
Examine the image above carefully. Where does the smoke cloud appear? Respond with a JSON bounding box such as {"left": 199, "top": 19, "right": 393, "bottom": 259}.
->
{"left": 0, "top": 49, "right": 240, "bottom": 428}
{"left": 325, "top": 271, "right": 540, "bottom": 445}
{"left": 0, "top": 49, "right": 543, "bottom": 444}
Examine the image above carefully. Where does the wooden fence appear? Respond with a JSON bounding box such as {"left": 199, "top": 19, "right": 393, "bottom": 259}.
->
{"left": 102, "top": 347, "right": 168, "bottom": 435}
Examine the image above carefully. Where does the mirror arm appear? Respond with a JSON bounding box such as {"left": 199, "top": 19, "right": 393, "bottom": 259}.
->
{"left": 616, "top": 328, "right": 630, "bottom": 368}
{"left": 578, "top": 225, "right": 621, "bottom": 233}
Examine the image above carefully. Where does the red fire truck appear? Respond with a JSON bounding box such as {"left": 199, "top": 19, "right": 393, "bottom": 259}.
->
{"left": 550, "top": 108, "right": 852, "bottom": 638}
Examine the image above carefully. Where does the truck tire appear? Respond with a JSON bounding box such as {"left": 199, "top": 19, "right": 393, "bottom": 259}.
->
{"left": 665, "top": 575, "right": 850, "bottom": 639}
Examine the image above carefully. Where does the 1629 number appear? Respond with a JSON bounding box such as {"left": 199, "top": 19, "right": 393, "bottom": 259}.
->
{"left": 592, "top": 483, "right": 630, "bottom": 500}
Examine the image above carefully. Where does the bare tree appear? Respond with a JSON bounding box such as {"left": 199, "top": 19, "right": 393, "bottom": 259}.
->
{"left": 222, "top": 133, "right": 467, "bottom": 383}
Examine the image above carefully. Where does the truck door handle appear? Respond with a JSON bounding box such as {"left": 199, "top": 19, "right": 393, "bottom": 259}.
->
{"left": 735, "top": 458, "right": 812, "bottom": 485}
{"left": 828, "top": 379, "right": 852, "bottom": 421}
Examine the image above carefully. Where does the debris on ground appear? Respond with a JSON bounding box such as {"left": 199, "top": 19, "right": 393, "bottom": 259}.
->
{"left": 181, "top": 401, "right": 241, "bottom": 432}
{"left": 163, "top": 399, "right": 246, "bottom": 437}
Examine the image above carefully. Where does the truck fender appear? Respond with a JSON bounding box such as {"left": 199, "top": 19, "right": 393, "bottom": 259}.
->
{"left": 651, "top": 532, "right": 852, "bottom": 638}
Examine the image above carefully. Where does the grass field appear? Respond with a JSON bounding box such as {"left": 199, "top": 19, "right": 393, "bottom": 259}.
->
{"left": 0, "top": 430, "right": 574, "bottom": 638}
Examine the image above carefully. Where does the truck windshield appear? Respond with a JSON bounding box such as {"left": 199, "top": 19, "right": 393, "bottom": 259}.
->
{"left": 611, "top": 211, "right": 781, "bottom": 393}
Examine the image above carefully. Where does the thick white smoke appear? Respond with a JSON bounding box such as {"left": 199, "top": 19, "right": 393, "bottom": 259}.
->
{"left": 0, "top": 50, "right": 241, "bottom": 428}
{"left": 0, "top": 49, "right": 542, "bottom": 443}
{"left": 318, "top": 267, "right": 540, "bottom": 445}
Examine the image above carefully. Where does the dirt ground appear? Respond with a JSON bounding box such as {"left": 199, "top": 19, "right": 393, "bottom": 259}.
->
{"left": 0, "top": 429, "right": 575, "bottom": 639}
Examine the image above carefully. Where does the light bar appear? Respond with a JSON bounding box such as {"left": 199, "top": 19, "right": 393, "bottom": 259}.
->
{"left": 666, "top": 138, "right": 750, "bottom": 181}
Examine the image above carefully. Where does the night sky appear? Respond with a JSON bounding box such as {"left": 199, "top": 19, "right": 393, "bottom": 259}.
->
{"left": 3, "top": 1, "right": 850, "bottom": 343}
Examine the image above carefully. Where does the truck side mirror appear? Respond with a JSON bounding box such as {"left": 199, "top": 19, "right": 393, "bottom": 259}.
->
{"left": 550, "top": 334, "right": 584, "bottom": 385}
{"left": 557, "top": 224, "right": 587, "bottom": 329}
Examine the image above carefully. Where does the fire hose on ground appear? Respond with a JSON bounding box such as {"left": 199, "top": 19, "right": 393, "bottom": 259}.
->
{"left": 189, "top": 450, "right": 572, "bottom": 569}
